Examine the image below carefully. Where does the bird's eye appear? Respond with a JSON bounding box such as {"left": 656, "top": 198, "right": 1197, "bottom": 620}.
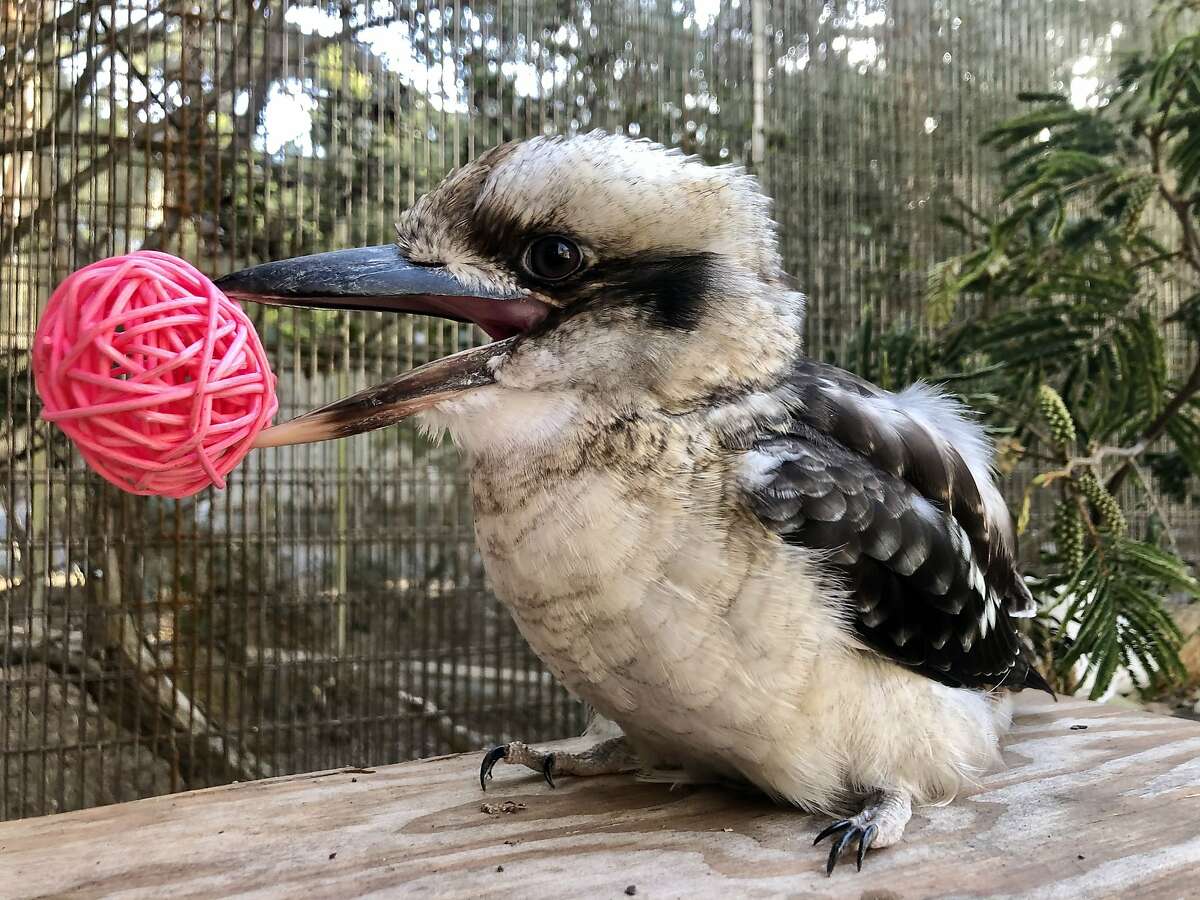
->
{"left": 523, "top": 235, "right": 584, "bottom": 282}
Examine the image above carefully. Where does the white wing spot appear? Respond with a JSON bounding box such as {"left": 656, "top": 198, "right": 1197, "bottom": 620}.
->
{"left": 979, "top": 589, "right": 999, "bottom": 637}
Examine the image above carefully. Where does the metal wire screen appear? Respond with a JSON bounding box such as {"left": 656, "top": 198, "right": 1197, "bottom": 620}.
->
{"left": 1, "top": 0, "right": 1154, "bottom": 820}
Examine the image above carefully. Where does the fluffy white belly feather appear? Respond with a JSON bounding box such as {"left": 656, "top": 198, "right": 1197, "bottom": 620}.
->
{"left": 427, "top": 387, "right": 1011, "bottom": 814}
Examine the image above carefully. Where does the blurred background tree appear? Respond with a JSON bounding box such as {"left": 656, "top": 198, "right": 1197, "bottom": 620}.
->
{"left": 862, "top": 0, "right": 1200, "bottom": 698}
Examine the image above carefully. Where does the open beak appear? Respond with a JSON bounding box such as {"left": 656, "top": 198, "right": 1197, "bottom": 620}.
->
{"left": 213, "top": 244, "right": 548, "bottom": 448}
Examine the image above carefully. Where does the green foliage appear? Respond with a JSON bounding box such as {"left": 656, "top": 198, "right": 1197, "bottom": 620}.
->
{"left": 840, "top": 4, "right": 1200, "bottom": 697}
{"left": 829, "top": 308, "right": 941, "bottom": 392}
{"left": 1053, "top": 536, "right": 1193, "bottom": 699}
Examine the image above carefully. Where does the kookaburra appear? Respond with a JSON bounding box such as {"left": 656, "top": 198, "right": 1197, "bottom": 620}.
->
{"left": 217, "top": 132, "right": 1049, "bottom": 874}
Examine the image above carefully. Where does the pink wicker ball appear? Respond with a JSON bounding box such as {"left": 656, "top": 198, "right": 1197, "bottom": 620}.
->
{"left": 33, "top": 251, "right": 278, "bottom": 498}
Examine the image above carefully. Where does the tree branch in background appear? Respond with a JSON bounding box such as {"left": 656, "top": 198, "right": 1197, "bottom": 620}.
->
{"left": 3, "top": 4, "right": 393, "bottom": 255}
{"left": 1037, "top": 441, "right": 1149, "bottom": 486}
{"left": 113, "top": 610, "right": 275, "bottom": 782}
{"left": 1149, "top": 109, "right": 1200, "bottom": 276}
{"left": 8, "top": 627, "right": 272, "bottom": 786}
{"left": 0, "top": 0, "right": 105, "bottom": 110}
{"left": 0, "top": 150, "right": 115, "bottom": 250}
{"left": 1108, "top": 353, "right": 1200, "bottom": 494}
{"left": 85, "top": 499, "right": 273, "bottom": 785}
{"left": 397, "top": 690, "right": 484, "bottom": 754}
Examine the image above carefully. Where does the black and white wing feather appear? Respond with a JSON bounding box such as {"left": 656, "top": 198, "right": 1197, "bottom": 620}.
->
{"left": 738, "top": 359, "right": 1049, "bottom": 692}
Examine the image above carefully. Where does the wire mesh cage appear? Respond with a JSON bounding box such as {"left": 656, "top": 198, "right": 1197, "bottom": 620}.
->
{"left": 0, "top": 0, "right": 1157, "bottom": 820}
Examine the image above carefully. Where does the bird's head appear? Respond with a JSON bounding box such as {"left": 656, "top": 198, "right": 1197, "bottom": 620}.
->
{"left": 218, "top": 132, "right": 804, "bottom": 450}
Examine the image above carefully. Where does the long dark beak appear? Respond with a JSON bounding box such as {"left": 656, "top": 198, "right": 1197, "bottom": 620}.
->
{"left": 213, "top": 244, "right": 548, "bottom": 448}
{"left": 251, "top": 339, "right": 516, "bottom": 449}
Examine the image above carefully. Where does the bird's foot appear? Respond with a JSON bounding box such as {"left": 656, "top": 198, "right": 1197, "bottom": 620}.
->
{"left": 479, "top": 736, "right": 636, "bottom": 791}
{"left": 812, "top": 789, "right": 912, "bottom": 875}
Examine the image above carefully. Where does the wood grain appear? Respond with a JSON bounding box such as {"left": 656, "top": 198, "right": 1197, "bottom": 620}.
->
{"left": 2, "top": 696, "right": 1199, "bottom": 899}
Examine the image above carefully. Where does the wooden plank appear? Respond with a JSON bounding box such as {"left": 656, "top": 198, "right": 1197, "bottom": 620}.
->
{"left": 2, "top": 695, "right": 1199, "bottom": 899}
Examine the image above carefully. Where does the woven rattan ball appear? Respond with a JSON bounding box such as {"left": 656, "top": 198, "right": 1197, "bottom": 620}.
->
{"left": 32, "top": 251, "right": 277, "bottom": 498}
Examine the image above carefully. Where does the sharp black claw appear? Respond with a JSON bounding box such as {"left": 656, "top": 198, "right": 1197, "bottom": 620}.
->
{"left": 542, "top": 753, "right": 556, "bottom": 789}
{"left": 813, "top": 819, "right": 852, "bottom": 846}
{"left": 817, "top": 819, "right": 879, "bottom": 876}
{"left": 856, "top": 823, "right": 878, "bottom": 872}
{"left": 480, "top": 745, "right": 507, "bottom": 791}
{"left": 826, "top": 826, "right": 858, "bottom": 876}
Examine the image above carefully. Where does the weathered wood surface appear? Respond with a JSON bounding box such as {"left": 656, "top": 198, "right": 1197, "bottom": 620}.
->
{"left": 2, "top": 696, "right": 1200, "bottom": 899}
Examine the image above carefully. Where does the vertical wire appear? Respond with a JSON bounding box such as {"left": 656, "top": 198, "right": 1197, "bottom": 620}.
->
{"left": 1, "top": 0, "right": 14, "bottom": 821}
{"left": 227, "top": 0, "right": 255, "bottom": 788}
{"left": 30, "top": 0, "right": 51, "bottom": 818}
{"left": 484, "top": 0, "right": 503, "bottom": 746}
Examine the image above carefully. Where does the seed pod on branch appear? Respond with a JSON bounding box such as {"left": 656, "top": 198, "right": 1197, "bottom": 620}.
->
{"left": 1037, "top": 384, "right": 1076, "bottom": 452}
{"left": 1120, "top": 174, "right": 1157, "bottom": 241}
{"left": 1052, "top": 499, "right": 1086, "bottom": 571}
{"left": 1076, "top": 470, "right": 1127, "bottom": 534}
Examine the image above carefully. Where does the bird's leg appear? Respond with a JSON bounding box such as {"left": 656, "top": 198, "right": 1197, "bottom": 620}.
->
{"left": 812, "top": 789, "right": 912, "bottom": 875}
{"left": 479, "top": 736, "right": 637, "bottom": 790}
